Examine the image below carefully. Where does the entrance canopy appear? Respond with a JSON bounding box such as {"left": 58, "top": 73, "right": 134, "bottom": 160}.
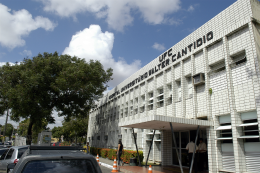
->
{"left": 119, "top": 115, "right": 213, "bottom": 131}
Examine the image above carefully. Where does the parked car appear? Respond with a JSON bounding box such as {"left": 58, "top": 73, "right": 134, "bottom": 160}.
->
{"left": 8, "top": 146, "right": 101, "bottom": 173}
{"left": 52, "top": 142, "right": 61, "bottom": 146}
{"left": 0, "top": 146, "right": 28, "bottom": 173}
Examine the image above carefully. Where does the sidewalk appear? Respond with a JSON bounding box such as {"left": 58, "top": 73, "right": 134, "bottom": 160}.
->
{"left": 97, "top": 156, "right": 208, "bottom": 173}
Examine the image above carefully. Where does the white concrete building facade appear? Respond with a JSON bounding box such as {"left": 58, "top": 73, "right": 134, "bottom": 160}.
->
{"left": 87, "top": 0, "right": 260, "bottom": 172}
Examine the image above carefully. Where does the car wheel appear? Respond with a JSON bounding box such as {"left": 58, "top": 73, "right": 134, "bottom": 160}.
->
{"left": 7, "top": 169, "right": 10, "bottom": 173}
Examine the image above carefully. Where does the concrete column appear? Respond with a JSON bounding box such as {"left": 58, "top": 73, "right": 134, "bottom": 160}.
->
{"left": 144, "top": 80, "right": 148, "bottom": 117}
{"left": 172, "top": 65, "right": 177, "bottom": 117}
{"left": 202, "top": 47, "right": 218, "bottom": 173}
{"left": 172, "top": 65, "right": 176, "bottom": 117}
{"left": 181, "top": 60, "right": 186, "bottom": 118}
{"left": 248, "top": 21, "right": 260, "bottom": 136}
{"left": 191, "top": 54, "right": 197, "bottom": 119}
{"left": 153, "top": 75, "right": 157, "bottom": 118}
{"left": 163, "top": 70, "right": 167, "bottom": 116}
{"left": 223, "top": 36, "right": 246, "bottom": 173}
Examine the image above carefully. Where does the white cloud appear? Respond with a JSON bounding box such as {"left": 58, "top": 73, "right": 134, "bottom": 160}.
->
{"left": 152, "top": 42, "right": 166, "bottom": 51}
{"left": 187, "top": 5, "right": 194, "bottom": 12}
{"left": 47, "top": 111, "right": 63, "bottom": 129}
{"left": 63, "top": 24, "right": 141, "bottom": 89}
{"left": 0, "top": 62, "right": 15, "bottom": 66}
{"left": 39, "top": 0, "right": 181, "bottom": 31}
{"left": 20, "top": 50, "right": 32, "bottom": 57}
{"left": 0, "top": 3, "right": 57, "bottom": 49}
{"left": 0, "top": 113, "right": 20, "bottom": 128}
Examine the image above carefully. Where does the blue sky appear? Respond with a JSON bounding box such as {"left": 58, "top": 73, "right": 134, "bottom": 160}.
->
{"left": 0, "top": 0, "right": 238, "bottom": 128}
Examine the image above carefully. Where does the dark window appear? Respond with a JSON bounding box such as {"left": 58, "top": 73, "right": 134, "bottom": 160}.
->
{"left": 0, "top": 149, "right": 8, "bottom": 159}
{"left": 5, "top": 148, "right": 14, "bottom": 160}
{"left": 0, "top": 149, "right": 9, "bottom": 160}
{"left": 18, "top": 148, "right": 28, "bottom": 159}
{"left": 0, "top": 149, "right": 7, "bottom": 155}
{"left": 235, "top": 57, "right": 247, "bottom": 65}
{"left": 243, "top": 119, "right": 259, "bottom": 142}
{"left": 22, "top": 159, "right": 96, "bottom": 173}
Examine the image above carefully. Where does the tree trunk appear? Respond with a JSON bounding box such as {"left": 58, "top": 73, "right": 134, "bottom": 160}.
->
{"left": 3, "top": 109, "right": 9, "bottom": 142}
{"left": 26, "top": 119, "right": 34, "bottom": 145}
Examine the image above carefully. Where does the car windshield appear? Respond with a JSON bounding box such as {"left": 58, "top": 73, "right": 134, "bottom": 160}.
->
{"left": 21, "top": 159, "right": 96, "bottom": 173}
{"left": 18, "top": 148, "right": 28, "bottom": 159}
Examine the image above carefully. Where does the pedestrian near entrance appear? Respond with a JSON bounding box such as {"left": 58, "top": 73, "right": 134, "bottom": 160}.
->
{"left": 117, "top": 140, "right": 124, "bottom": 166}
{"left": 186, "top": 140, "right": 198, "bottom": 173}
{"left": 198, "top": 138, "right": 207, "bottom": 171}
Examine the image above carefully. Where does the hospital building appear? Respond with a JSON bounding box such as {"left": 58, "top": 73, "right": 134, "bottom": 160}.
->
{"left": 87, "top": 0, "right": 260, "bottom": 172}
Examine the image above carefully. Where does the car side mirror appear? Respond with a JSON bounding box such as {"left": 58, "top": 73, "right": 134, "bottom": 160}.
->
{"left": 7, "top": 163, "right": 15, "bottom": 169}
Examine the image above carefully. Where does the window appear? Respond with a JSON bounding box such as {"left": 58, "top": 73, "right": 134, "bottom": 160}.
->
{"left": 149, "top": 92, "right": 153, "bottom": 98}
{"left": 140, "top": 106, "right": 145, "bottom": 113}
{"left": 148, "top": 104, "right": 153, "bottom": 111}
{"left": 216, "top": 114, "right": 233, "bottom": 143}
{"left": 186, "top": 76, "right": 193, "bottom": 98}
{"left": 135, "top": 108, "right": 138, "bottom": 115}
{"left": 0, "top": 149, "right": 9, "bottom": 160}
{"left": 22, "top": 160, "right": 96, "bottom": 173}
{"left": 5, "top": 148, "right": 14, "bottom": 160}
{"left": 176, "top": 80, "right": 181, "bottom": 102}
{"left": 231, "top": 51, "right": 246, "bottom": 66}
{"left": 237, "top": 111, "right": 259, "bottom": 142}
{"left": 18, "top": 148, "right": 28, "bottom": 159}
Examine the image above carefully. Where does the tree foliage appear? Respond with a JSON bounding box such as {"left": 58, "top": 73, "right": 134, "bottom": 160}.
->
{"left": 52, "top": 126, "right": 63, "bottom": 141}
{"left": 18, "top": 118, "right": 48, "bottom": 143}
{"left": 1, "top": 123, "right": 13, "bottom": 138}
{"left": 52, "top": 116, "right": 88, "bottom": 143}
{"left": 0, "top": 52, "right": 113, "bottom": 144}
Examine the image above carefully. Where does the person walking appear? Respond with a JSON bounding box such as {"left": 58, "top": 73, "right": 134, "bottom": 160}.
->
{"left": 186, "top": 140, "right": 198, "bottom": 173}
{"left": 86, "top": 142, "right": 90, "bottom": 154}
{"left": 117, "top": 140, "right": 124, "bottom": 166}
{"left": 198, "top": 138, "right": 207, "bottom": 171}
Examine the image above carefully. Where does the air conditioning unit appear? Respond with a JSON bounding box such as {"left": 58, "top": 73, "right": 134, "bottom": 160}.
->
{"left": 104, "top": 135, "right": 108, "bottom": 140}
{"left": 189, "top": 94, "right": 193, "bottom": 98}
{"left": 192, "top": 73, "right": 205, "bottom": 86}
{"left": 178, "top": 97, "right": 182, "bottom": 102}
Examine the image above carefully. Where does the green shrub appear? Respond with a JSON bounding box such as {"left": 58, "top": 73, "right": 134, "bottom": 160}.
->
{"left": 101, "top": 149, "right": 109, "bottom": 158}
{"left": 107, "top": 149, "right": 117, "bottom": 160}
{"left": 90, "top": 147, "right": 102, "bottom": 156}
{"left": 89, "top": 147, "right": 143, "bottom": 164}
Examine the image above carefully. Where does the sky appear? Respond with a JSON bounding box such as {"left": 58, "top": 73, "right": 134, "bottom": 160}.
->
{"left": 0, "top": 0, "right": 240, "bottom": 129}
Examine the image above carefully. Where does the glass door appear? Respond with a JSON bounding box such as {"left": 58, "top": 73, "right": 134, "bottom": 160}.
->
{"left": 180, "top": 131, "right": 189, "bottom": 167}
{"left": 172, "top": 131, "right": 190, "bottom": 167}
{"left": 172, "top": 132, "right": 180, "bottom": 165}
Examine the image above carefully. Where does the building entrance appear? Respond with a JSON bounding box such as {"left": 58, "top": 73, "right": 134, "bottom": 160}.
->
{"left": 172, "top": 130, "right": 207, "bottom": 168}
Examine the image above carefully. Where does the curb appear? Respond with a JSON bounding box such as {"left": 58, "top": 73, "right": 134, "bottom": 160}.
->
{"left": 99, "top": 162, "right": 113, "bottom": 169}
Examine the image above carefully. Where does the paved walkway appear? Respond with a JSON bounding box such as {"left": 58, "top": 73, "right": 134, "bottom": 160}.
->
{"left": 97, "top": 155, "right": 208, "bottom": 173}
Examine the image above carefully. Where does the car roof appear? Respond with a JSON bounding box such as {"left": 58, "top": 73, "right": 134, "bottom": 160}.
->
{"left": 0, "top": 148, "right": 9, "bottom": 151}
{"left": 10, "top": 146, "right": 29, "bottom": 149}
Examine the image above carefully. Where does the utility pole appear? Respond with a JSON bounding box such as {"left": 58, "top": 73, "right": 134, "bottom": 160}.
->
{"left": 3, "top": 109, "right": 9, "bottom": 142}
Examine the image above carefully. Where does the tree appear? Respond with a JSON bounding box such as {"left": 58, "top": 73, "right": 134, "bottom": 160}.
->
{"left": 18, "top": 118, "right": 48, "bottom": 143}
{"left": 1, "top": 123, "right": 13, "bottom": 138}
{"left": 61, "top": 116, "right": 89, "bottom": 143}
{"left": 0, "top": 52, "right": 113, "bottom": 144}
{"left": 52, "top": 126, "right": 63, "bottom": 141}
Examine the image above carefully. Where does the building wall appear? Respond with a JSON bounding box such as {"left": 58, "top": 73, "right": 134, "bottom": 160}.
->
{"left": 87, "top": 0, "right": 260, "bottom": 172}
